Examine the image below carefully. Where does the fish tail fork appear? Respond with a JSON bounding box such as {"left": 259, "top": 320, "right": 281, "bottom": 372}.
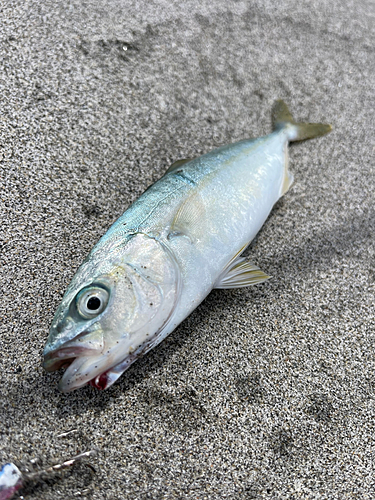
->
{"left": 272, "top": 99, "right": 332, "bottom": 142}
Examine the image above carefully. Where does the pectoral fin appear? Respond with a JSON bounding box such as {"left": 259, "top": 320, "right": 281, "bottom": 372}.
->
{"left": 169, "top": 192, "right": 206, "bottom": 242}
{"left": 215, "top": 256, "right": 271, "bottom": 289}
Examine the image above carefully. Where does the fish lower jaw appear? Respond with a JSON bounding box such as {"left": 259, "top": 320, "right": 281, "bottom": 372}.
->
{"left": 57, "top": 351, "right": 122, "bottom": 393}
{"left": 59, "top": 370, "right": 112, "bottom": 393}
{"left": 61, "top": 349, "right": 142, "bottom": 392}
{"left": 57, "top": 358, "right": 98, "bottom": 393}
{"left": 58, "top": 362, "right": 114, "bottom": 393}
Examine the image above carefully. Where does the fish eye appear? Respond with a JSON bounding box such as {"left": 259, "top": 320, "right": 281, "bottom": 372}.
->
{"left": 76, "top": 286, "right": 109, "bottom": 319}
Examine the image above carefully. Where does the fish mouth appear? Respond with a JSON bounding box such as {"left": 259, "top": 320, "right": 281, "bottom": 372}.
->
{"left": 43, "top": 345, "right": 99, "bottom": 372}
{"left": 43, "top": 327, "right": 151, "bottom": 392}
{"left": 43, "top": 331, "right": 112, "bottom": 392}
{"left": 43, "top": 348, "right": 112, "bottom": 393}
{"left": 43, "top": 344, "right": 136, "bottom": 393}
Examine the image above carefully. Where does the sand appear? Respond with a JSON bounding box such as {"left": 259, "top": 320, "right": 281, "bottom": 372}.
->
{"left": 0, "top": 1, "right": 374, "bottom": 498}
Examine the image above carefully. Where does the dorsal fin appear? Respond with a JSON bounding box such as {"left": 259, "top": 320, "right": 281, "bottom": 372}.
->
{"left": 165, "top": 158, "right": 193, "bottom": 174}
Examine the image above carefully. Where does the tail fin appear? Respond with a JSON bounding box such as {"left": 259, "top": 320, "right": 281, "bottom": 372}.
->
{"left": 272, "top": 100, "right": 332, "bottom": 142}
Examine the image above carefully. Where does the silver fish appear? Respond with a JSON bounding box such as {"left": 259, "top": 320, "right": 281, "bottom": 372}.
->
{"left": 43, "top": 100, "right": 331, "bottom": 392}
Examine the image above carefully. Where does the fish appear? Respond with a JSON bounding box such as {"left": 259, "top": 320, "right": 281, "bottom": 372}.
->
{"left": 43, "top": 100, "right": 331, "bottom": 392}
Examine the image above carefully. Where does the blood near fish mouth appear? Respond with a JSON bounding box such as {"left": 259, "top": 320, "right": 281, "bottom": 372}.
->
{"left": 89, "top": 372, "right": 110, "bottom": 390}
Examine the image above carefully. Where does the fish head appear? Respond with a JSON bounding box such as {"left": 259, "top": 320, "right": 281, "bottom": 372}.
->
{"left": 43, "top": 233, "right": 180, "bottom": 392}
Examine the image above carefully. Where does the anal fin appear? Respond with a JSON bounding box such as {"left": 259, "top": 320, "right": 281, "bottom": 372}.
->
{"left": 215, "top": 257, "right": 271, "bottom": 289}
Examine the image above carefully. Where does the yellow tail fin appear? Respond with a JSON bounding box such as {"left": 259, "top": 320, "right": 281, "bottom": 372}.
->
{"left": 272, "top": 100, "right": 332, "bottom": 142}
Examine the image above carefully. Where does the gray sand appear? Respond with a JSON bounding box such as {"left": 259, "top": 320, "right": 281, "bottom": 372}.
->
{"left": 0, "top": 1, "right": 374, "bottom": 499}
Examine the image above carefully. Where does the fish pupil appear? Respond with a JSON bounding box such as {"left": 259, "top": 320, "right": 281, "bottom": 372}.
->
{"left": 87, "top": 296, "right": 101, "bottom": 310}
